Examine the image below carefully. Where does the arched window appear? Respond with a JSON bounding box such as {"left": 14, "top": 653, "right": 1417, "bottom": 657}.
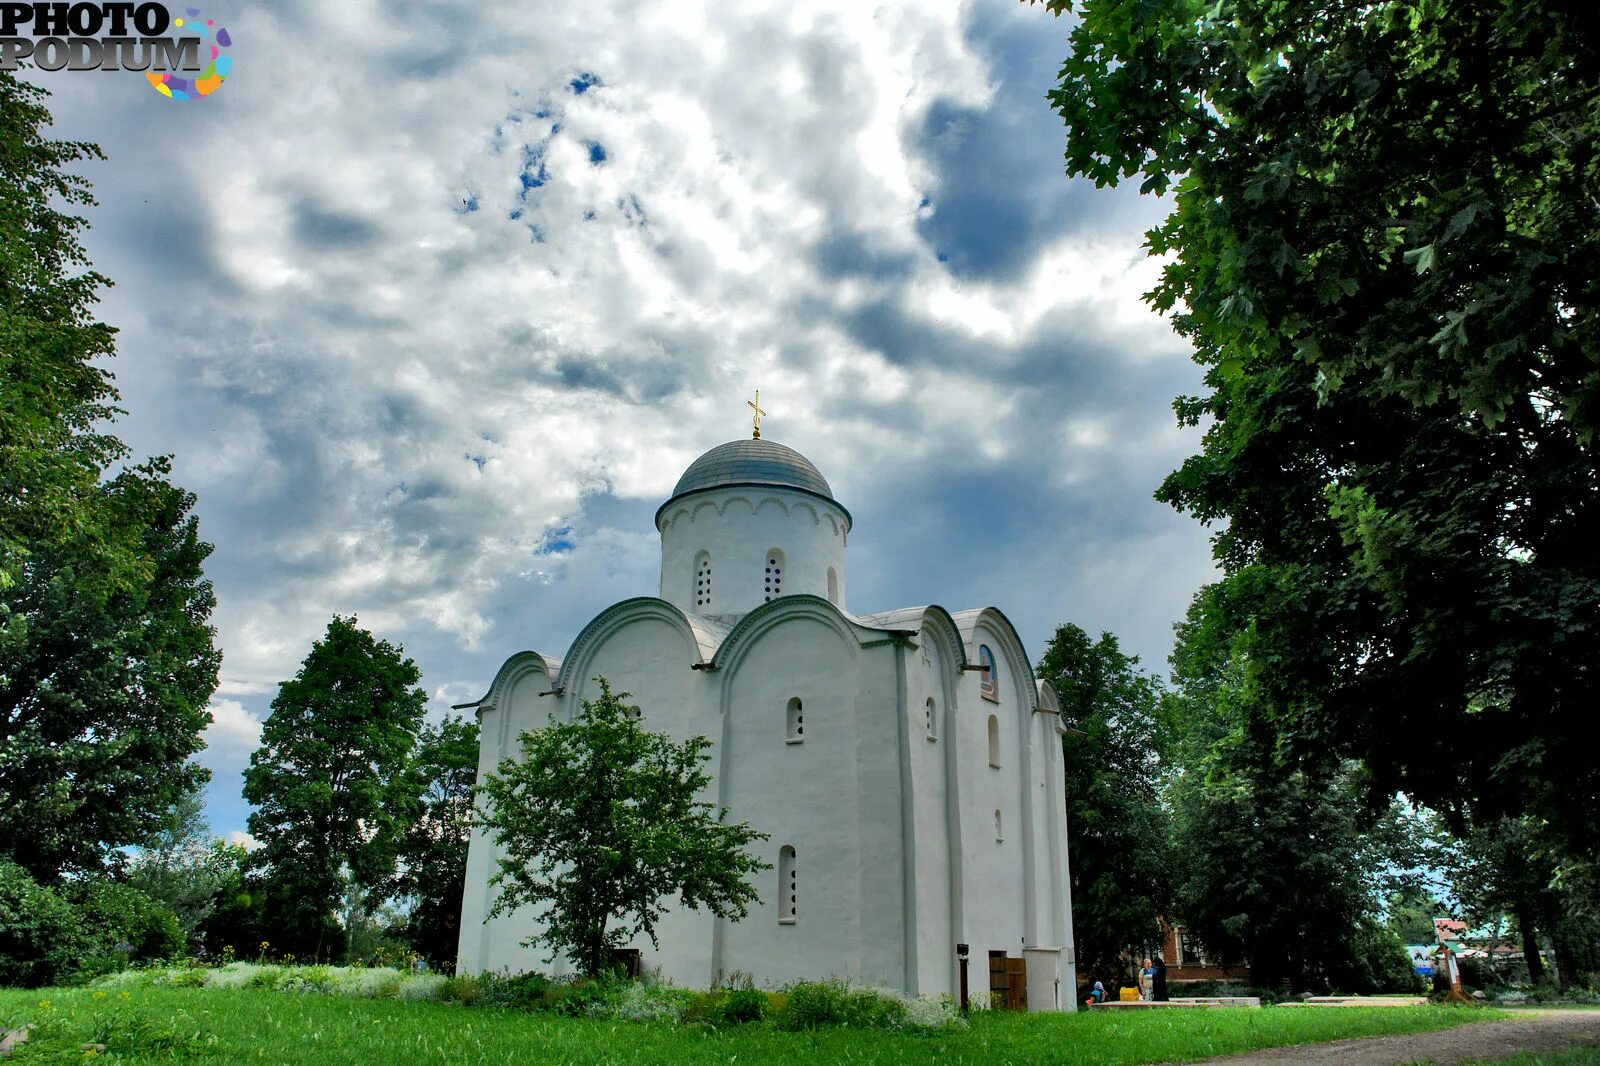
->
{"left": 786, "top": 697, "right": 804, "bottom": 743}
{"left": 763, "top": 549, "right": 785, "bottom": 602}
{"left": 987, "top": 714, "right": 1001, "bottom": 768}
{"left": 978, "top": 644, "right": 998, "bottom": 702}
{"left": 925, "top": 697, "right": 937, "bottom": 741}
{"left": 994, "top": 808, "right": 1003, "bottom": 841}
{"left": 827, "top": 566, "right": 839, "bottom": 605}
{"left": 693, "top": 551, "right": 712, "bottom": 610}
{"left": 778, "top": 845, "right": 797, "bottom": 922}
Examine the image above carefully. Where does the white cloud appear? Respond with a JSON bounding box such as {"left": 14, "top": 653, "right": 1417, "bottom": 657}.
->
{"left": 34, "top": 0, "right": 1211, "bottom": 717}
{"left": 201, "top": 699, "right": 263, "bottom": 767}
{"left": 226, "top": 831, "right": 262, "bottom": 852}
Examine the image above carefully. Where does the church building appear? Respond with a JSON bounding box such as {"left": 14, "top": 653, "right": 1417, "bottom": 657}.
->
{"left": 457, "top": 416, "right": 1077, "bottom": 1009}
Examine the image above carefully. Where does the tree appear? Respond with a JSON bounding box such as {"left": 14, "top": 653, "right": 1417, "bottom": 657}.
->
{"left": 242, "top": 616, "right": 427, "bottom": 961}
{"left": 1042, "top": 0, "right": 1600, "bottom": 864}
{"left": 0, "top": 460, "right": 220, "bottom": 879}
{"left": 1036, "top": 622, "right": 1173, "bottom": 983}
{"left": 477, "top": 678, "right": 769, "bottom": 977}
{"left": 1165, "top": 584, "right": 1429, "bottom": 993}
{"left": 388, "top": 713, "right": 478, "bottom": 967}
{"left": 124, "top": 789, "right": 239, "bottom": 938}
{"left": 0, "top": 72, "right": 127, "bottom": 587}
{"left": 1439, "top": 813, "right": 1600, "bottom": 989}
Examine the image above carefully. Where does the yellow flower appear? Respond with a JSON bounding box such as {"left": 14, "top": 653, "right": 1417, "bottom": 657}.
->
{"left": 91, "top": 990, "right": 107, "bottom": 1001}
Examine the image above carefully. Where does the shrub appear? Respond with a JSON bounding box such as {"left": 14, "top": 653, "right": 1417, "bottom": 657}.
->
{"left": 245, "top": 965, "right": 289, "bottom": 990}
{"left": 606, "top": 981, "right": 691, "bottom": 1023}
{"left": 476, "top": 970, "right": 553, "bottom": 1010}
{"left": 62, "top": 880, "right": 186, "bottom": 978}
{"left": 396, "top": 974, "right": 449, "bottom": 1001}
{"left": 0, "top": 861, "right": 85, "bottom": 987}
{"left": 438, "top": 973, "right": 486, "bottom": 1004}
{"left": 711, "top": 987, "right": 767, "bottom": 1025}
{"left": 777, "top": 979, "right": 907, "bottom": 1030}
{"left": 549, "top": 976, "right": 621, "bottom": 1017}
{"left": 682, "top": 990, "right": 725, "bottom": 1025}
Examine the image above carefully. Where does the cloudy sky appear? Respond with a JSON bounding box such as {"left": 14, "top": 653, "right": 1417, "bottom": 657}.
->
{"left": 28, "top": 0, "right": 1215, "bottom": 842}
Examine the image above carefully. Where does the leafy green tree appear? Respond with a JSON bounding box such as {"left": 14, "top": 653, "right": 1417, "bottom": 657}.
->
{"left": 0, "top": 860, "right": 82, "bottom": 987}
{"left": 1439, "top": 813, "right": 1600, "bottom": 988}
{"left": 388, "top": 713, "right": 478, "bottom": 967}
{"left": 477, "top": 678, "right": 769, "bottom": 978}
{"left": 124, "top": 789, "right": 238, "bottom": 937}
{"left": 1042, "top": 0, "right": 1600, "bottom": 863}
{"left": 0, "top": 73, "right": 128, "bottom": 589}
{"left": 1166, "top": 585, "right": 1428, "bottom": 993}
{"left": 0, "top": 460, "right": 220, "bottom": 879}
{"left": 1384, "top": 884, "right": 1445, "bottom": 947}
{"left": 242, "top": 616, "right": 428, "bottom": 961}
{"left": 1036, "top": 622, "right": 1173, "bottom": 983}
{"left": 189, "top": 843, "right": 262, "bottom": 959}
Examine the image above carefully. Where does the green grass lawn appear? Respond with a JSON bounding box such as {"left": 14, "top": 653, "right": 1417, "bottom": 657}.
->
{"left": 0, "top": 986, "right": 1507, "bottom": 1065}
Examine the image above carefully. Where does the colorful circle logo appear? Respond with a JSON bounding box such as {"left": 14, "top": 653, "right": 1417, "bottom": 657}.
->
{"left": 146, "top": 7, "right": 232, "bottom": 101}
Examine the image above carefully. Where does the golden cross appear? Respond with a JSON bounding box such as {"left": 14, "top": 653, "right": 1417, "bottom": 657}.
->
{"left": 747, "top": 389, "right": 766, "bottom": 439}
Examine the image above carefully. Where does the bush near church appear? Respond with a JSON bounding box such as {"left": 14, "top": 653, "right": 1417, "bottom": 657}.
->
{"left": 0, "top": 861, "right": 185, "bottom": 987}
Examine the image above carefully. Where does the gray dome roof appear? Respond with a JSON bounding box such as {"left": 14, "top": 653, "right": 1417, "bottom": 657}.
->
{"left": 656, "top": 438, "right": 850, "bottom": 529}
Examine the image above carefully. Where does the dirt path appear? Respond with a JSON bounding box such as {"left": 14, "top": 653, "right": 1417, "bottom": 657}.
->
{"left": 1182, "top": 1009, "right": 1600, "bottom": 1065}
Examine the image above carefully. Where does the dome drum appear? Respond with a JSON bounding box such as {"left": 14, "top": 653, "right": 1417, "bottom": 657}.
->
{"left": 658, "top": 439, "right": 848, "bottom": 615}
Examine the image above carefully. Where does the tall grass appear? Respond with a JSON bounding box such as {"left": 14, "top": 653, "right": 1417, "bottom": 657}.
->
{"left": 0, "top": 985, "right": 1505, "bottom": 1065}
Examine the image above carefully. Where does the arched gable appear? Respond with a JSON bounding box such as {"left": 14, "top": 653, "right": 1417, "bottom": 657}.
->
{"left": 856, "top": 605, "right": 968, "bottom": 711}
{"left": 475, "top": 650, "right": 562, "bottom": 712}
{"left": 951, "top": 607, "right": 1039, "bottom": 713}
{"left": 1035, "top": 679, "right": 1068, "bottom": 735}
{"left": 555, "top": 597, "right": 721, "bottom": 693}
{"left": 711, "top": 594, "right": 895, "bottom": 678}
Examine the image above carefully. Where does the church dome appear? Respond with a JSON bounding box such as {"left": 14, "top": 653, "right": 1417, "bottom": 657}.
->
{"left": 657, "top": 439, "right": 849, "bottom": 530}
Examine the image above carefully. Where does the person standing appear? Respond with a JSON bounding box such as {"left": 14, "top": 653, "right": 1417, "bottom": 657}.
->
{"left": 1139, "top": 957, "right": 1155, "bottom": 1001}
{"left": 1153, "top": 953, "right": 1169, "bottom": 1002}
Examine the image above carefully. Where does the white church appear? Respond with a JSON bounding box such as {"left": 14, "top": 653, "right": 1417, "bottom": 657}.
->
{"left": 457, "top": 416, "right": 1077, "bottom": 1009}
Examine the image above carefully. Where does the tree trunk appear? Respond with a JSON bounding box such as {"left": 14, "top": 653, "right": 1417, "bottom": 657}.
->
{"left": 1517, "top": 906, "right": 1545, "bottom": 985}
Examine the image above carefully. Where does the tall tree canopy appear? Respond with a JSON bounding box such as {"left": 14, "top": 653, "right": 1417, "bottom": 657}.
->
{"left": 0, "top": 72, "right": 125, "bottom": 585}
{"left": 1, "top": 460, "right": 220, "bottom": 879}
{"left": 243, "top": 616, "right": 427, "bottom": 961}
{"left": 478, "top": 678, "right": 768, "bottom": 978}
{"left": 1166, "top": 585, "right": 1426, "bottom": 993}
{"left": 387, "top": 713, "right": 478, "bottom": 967}
{"left": 1036, "top": 622, "right": 1172, "bottom": 983}
{"left": 1044, "top": 0, "right": 1600, "bottom": 860}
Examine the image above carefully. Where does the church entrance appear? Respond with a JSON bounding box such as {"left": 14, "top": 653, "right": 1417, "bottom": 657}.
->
{"left": 988, "top": 951, "right": 1027, "bottom": 1011}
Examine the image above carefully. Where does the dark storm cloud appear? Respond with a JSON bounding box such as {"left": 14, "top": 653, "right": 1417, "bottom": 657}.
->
{"left": 291, "top": 200, "right": 382, "bottom": 249}
{"left": 913, "top": 3, "right": 1160, "bottom": 282}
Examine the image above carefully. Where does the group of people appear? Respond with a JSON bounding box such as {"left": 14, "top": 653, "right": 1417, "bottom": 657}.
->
{"left": 1083, "top": 953, "right": 1170, "bottom": 1007}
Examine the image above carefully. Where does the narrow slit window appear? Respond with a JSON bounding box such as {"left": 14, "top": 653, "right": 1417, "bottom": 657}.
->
{"left": 827, "top": 566, "right": 839, "bottom": 605}
{"left": 694, "top": 551, "right": 713, "bottom": 610}
{"left": 994, "top": 808, "right": 1003, "bottom": 841}
{"left": 987, "top": 714, "right": 1001, "bottom": 768}
{"left": 779, "top": 845, "right": 797, "bottom": 922}
{"left": 786, "top": 697, "right": 804, "bottom": 742}
{"left": 925, "top": 697, "right": 937, "bottom": 741}
{"left": 763, "top": 549, "right": 785, "bottom": 602}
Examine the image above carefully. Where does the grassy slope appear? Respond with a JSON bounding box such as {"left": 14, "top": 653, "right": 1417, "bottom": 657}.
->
{"left": 0, "top": 987, "right": 1502, "bottom": 1065}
